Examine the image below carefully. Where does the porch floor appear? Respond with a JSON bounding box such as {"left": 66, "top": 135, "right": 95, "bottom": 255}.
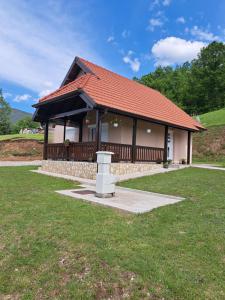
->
{"left": 56, "top": 184, "right": 185, "bottom": 214}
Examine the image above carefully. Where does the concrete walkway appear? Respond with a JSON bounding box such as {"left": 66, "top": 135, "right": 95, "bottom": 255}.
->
{"left": 192, "top": 164, "right": 225, "bottom": 171}
{"left": 0, "top": 160, "right": 42, "bottom": 167}
{"left": 56, "top": 185, "right": 185, "bottom": 214}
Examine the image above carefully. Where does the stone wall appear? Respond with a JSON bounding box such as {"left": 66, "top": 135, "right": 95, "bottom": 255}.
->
{"left": 41, "top": 160, "right": 161, "bottom": 180}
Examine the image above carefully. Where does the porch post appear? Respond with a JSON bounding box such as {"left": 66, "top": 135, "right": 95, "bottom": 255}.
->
{"left": 63, "top": 119, "right": 67, "bottom": 141}
{"left": 187, "top": 131, "right": 191, "bottom": 164}
{"left": 163, "top": 125, "right": 168, "bottom": 163}
{"left": 79, "top": 119, "right": 83, "bottom": 142}
{"left": 131, "top": 118, "right": 137, "bottom": 163}
{"left": 95, "top": 109, "right": 102, "bottom": 152}
{"left": 43, "top": 120, "right": 49, "bottom": 160}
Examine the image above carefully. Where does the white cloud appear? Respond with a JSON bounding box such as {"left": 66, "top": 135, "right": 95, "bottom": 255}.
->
{"left": 176, "top": 17, "right": 186, "bottom": 24}
{"left": 0, "top": 0, "right": 104, "bottom": 95}
{"left": 2, "top": 92, "right": 12, "bottom": 99}
{"left": 13, "top": 94, "right": 32, "bottom": 103}
{"left": 150, "top": 0, "right": 171, "bottom": 10}
{"left": 122, "top": 30, "right": 130, "bottom": 39}
{"left": 190, "top": 26, "right": 219, "bottom": 42}
{"left": 147, "top": 18, "right": 164, "bottom": 31}
{"left": 152, "top": 37, "right": 206, "bottom": 66}
{"left": 107, "top": 36, "right": 115, "bottom": 43}
{"left": 149, "top": 0, "right": 160, "bottom": 11}
{"left": 38, "top": 90, "right": 53, "bottom": 98}
{"left": 123, "top": 51, "right": 141, "bottom": 72}
{"left": 162, "top": 0, "right": 171, "bottom": 6}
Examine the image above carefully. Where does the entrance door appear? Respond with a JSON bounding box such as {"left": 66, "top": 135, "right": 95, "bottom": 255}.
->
{"left": 167, "top": 130, "right": 174, "bottom": 161}
{"left": 101, "top": 123, "right": 109, "bottom": 142}
{"left": 88, "top": 123, "right": 108, "bottom": 142}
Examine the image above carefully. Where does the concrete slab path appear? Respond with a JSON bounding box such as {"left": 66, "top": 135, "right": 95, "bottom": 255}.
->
{"left": 56, "top": 185, "right": 185, "bottom": 214}
{"left": 0, "top": 161, "right": 42, "bottom": 167}
{"left": 192, "top": 164, "right": 225, "bottom": 171}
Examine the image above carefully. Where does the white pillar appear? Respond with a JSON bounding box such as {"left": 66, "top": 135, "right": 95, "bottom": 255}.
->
{"left": 95, "top": 151, "right": 116, "bottom": 198}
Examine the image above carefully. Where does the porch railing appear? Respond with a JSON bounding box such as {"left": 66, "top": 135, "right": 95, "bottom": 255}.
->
{"left": 46, "top": 141, "right": 164, "bottom": 163}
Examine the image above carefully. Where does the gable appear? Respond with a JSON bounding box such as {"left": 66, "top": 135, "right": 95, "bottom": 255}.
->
{"left": 60, "top": 57, "right": 95, "bottom": 87}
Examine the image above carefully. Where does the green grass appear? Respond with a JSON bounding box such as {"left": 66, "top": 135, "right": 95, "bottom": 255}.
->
{"left": 0, "top": 133, "right": 44, "bottom": 141}
{"left": 197, "top": 107, "right": 225, "bottom": 127}
{"left": 1, "top": 167, "right": 225, "bottom": 299}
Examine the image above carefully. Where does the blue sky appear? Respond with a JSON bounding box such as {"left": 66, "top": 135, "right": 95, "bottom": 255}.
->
{"left": 0, "top": 0, "right": 225, "bottom": 113}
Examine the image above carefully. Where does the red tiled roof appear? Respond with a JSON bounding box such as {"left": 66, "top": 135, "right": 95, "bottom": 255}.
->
{"left": 39, "top": 57, "right": 204, "bottom": 131}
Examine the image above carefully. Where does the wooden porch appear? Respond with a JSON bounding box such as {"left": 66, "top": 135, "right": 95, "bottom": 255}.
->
{"left": 45, "top": 141, "right": 165, "bottom": 163}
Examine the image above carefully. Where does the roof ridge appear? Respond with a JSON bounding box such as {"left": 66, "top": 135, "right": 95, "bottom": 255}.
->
{"left": 78, "top": 56, "right": 160, "bottom": 93}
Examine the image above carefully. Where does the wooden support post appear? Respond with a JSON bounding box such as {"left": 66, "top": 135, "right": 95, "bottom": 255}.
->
{"left": 131, "top": 118, "right": 137, "bottom": 163}
{"left": 163, "top": 125, "right": 168, "bottom": 163}
{"left": 43, "top": 120, "right": 49, "bottom": 160}
{"left": 95, "top": 109, "right": 102, "bottom": 152}
{"left": 63, "top": 119, "right": 67, "bottom": 141}
{"left": 79, "top": 119, "right": 83, "bottom": 142}
{"left": 187, "top": 131, "right": 191, "bottom": 164}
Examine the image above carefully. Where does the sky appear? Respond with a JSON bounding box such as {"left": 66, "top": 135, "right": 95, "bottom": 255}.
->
{"left": 0, "top": 0, "right": 225, "bottom": 113}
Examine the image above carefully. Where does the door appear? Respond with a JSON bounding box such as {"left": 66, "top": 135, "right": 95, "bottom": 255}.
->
{"left": 88, "top": 123, "right": 108, "bottom": 142}
{"left": 167, "top": 130, "right": 174, "bottom": 161}
{"left": 101, "top": 123, "right": 109, "bottom": 142}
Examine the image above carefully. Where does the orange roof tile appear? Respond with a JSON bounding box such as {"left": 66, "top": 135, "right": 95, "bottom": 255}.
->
{"left": 38, "top": 57, "right": 204, "bottom": 131}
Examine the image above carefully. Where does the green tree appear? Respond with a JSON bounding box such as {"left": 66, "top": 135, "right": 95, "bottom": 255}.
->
{"left": 0, "top": 89, "right": 11, "bottom": 134}
{"left": 12, "top": 116, "right": 39, "bottom": 133}
{"left": 190, "top": 41, "right": 225, "bottom": 114}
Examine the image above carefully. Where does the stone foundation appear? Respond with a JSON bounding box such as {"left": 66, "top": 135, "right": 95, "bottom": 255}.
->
{"left": 41, "top": 160, "right": 162, "bottom": 180}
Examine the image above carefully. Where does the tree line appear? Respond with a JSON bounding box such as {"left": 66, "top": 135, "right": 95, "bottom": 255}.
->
{"left": 137, "top": 42, "right": 225, "bottom": 115}
{"left": 0, "top": 89, "right": 38, "bottom": 135}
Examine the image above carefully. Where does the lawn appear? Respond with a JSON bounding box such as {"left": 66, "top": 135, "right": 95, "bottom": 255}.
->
{"left": 0, "top": 133, "right": 44, "bottom": 141}
{"left": 0, "top": 167, "right": 225, "bottom": 299}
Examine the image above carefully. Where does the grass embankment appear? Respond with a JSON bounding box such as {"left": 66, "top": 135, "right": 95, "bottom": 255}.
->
{"left": 0, "top": 166, "right": 225, "bottom": 299}
{"left": 193, "top": 108, "right": 225, "bottom": 165}
{"left": 198, "top": 107, "right": 225, "bottom": 127}
{"left": 0, "top": 133, "right": 44, "bottom": 141}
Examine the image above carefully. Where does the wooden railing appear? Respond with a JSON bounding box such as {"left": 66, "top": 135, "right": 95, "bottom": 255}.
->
{"left": 46, "top": 142, "right": 164, "bottom": 163}
{"left": 47, "top": 142, "right": 97, "bottom": 161}
{"left": 100, "top": 142, "right": 132, "bottom": 162}
{"left": 136, "top": 145, "right": 164, "bottom": 162}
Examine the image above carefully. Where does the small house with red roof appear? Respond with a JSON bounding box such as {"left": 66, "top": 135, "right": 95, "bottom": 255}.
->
{"left": 33, "top": 57, "right": 204, "bottom": 176}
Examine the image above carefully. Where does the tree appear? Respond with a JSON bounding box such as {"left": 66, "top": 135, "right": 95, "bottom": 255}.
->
{"left": 189, "top": 42, "right": 225, "bottom": 114}
{"left": 0, "top": 89, "right": 11, "bottom": 134}
{"left": 12, "top": 116, "right": 39, "bottom": 133}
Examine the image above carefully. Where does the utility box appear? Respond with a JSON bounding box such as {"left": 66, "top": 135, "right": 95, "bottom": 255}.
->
{"left": 96, "top": 151, "right": 116, "bottom": 198}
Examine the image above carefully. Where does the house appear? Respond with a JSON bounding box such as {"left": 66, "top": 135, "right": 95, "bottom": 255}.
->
{"left": 33, "top": 57, "right": 204, "bottom": 178}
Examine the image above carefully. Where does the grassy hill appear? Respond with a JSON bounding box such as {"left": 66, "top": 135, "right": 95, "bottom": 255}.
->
{"left": 197, "top": 108, "right": 225, "bottom": 127}
{"left": 193, "top": 108, "right": 225, "bottom": 165}
{"left": 10, "top": 108, "right": 32, "bottom": 123}
{"left": 0, "top": 133, "right": 43, "bottom": 141}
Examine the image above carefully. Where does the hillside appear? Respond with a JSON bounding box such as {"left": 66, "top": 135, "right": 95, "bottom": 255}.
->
{"left": 193, "top": 108, "right": 225, "bottom": 163}
{"left": 10, "top": 108, "right": 32, "bottom": 123}
{"left": 197, "top": 108, "right": 225, "bottom": 127}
